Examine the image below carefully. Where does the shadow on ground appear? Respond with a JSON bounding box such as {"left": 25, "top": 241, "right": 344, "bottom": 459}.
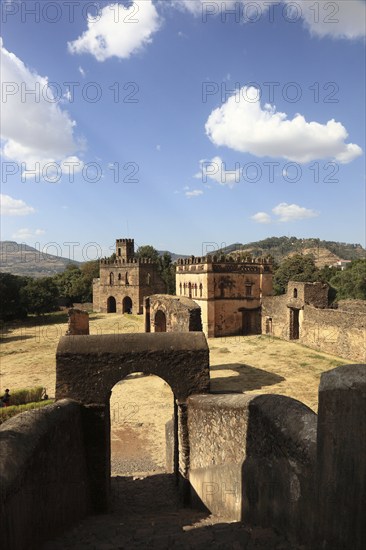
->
{"left": 42, "top": 474, "right": 302, "bottom": 549}
{"left": 210, "top": 363, "right": 285, "bottom": 392}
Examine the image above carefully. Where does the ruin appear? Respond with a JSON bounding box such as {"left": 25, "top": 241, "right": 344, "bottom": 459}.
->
{"left": 262, "top": 281, "right": 366, "bottom": 362}
{"left": 144, "top": 294, "right": 202, "bottom": 333}
{"left": 92, "top": 238, "right": 166, "bottom": 315}
{"left": 176, "top": 255, "right": 273, "bottom": 337}
{"left": 66, "top": 308, "right": 89, "bottom": 335}
{"left": 1, "top": 338, "right": 365, "bottom": 549}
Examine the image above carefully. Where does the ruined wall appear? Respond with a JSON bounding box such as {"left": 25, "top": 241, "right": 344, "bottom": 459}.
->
{"left": 145, "top": 295, "right": 202, "bottom": 333}
{"left": 187, "top": 393, "right": 316, "bottom": 544}
{"left": 66, "top": 308, "right": 89, "bottom": 335}
{"left": 0, "top": 400, "right": 91, "bottom": 550}
{"left": 262, "top": 284, "right": 365, "bottom": 362}
{"left": 187, "top": 364, "right": 366, "bottom": 548}
{"left": 301, "top": 304, "right": 365, "bottom": 362}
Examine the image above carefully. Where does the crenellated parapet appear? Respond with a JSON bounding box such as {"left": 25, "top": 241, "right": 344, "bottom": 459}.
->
{"left": 100, "top": 257, "right": 156, "bottom": 266}
{"left": 176, "top": 255, "right": 273, "bottom": 266}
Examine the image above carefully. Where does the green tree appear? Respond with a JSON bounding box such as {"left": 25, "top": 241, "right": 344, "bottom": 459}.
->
{"left": 21, "top": 277, "right": 59, "bottom": 315}
{"left": 329, "top": 259, "right": 366, "bottom": 300}
{"left": 136, "top": 245, "right": 160, "bottom": 263}
{"left": 273, "top": 254, "right": 319, "bottom": 295}
{"left": 0, "top": 273, "right": 29, "bottom": 320}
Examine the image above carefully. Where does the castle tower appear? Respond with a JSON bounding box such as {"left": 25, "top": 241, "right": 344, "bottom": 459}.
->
{"left": 116, "top": 238, "right": 134, "bottom": 262}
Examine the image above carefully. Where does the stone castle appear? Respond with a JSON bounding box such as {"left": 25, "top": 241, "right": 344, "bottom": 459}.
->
{"left": 93, "top": 237, "right": 273, "bottom": 338}
{"left": 92, "top": 238, "right": 166, "bottom": 315}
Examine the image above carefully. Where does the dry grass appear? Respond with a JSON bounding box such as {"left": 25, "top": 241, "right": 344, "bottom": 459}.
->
{"left": 0, "top": 311, "right": 353, "bottom": 472}
{"left": 0, "top": 311, "right": 351, "bottom": 412}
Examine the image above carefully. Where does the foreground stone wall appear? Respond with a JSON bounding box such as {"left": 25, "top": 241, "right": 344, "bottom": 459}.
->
{"left": 0, "top": 400, "right": 91, "bottom": 550}
{"left": 187, "top": 393, "right": 316, "bottom": 544}
{"left": 187, "top": 364, "right": 366, "bottom": 548}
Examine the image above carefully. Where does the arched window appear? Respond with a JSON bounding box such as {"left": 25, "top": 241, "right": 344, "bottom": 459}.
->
{"left": 188, "top": 282, "right": 192, "bottom": 299}
{"left": 293, "top": 288, "right": 298, "bottom": 298}
{"left": 125, "top": 272, "right": 129, "bottom": 285}
{"left": 194, "top": 283, "right": 197, "bottom": 297}
{"left": 109, "top": 272, "right": 114, "bottom": 285}
{"left": 199, "top": 283, "right": 203, "bottom": 297}
{"left": 118, "top": 273, "right": 122, "bottom": 281}
{"left": 146, "top": 273, "right": 151, "bottom": 285}
{"left": 179, "top": 282, "right": 182, "bottom": 295}
{"left": 183, "top": 283, "right": 186, "bottom": 296}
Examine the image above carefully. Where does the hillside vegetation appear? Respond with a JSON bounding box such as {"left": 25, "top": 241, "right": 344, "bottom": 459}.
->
{"left": 221, "top": 236, "right": 365, "bottom": 266}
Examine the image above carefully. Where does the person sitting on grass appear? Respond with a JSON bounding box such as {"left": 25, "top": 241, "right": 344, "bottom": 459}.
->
{"left": 1, "top": 389, "right": 11, "bottom": 407}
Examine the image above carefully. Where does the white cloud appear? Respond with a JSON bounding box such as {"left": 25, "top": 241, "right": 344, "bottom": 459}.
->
{"left": 68, "top": 0, "right": 161, "bottom": 61}
{"left": 185, "top": 189, "right": 203, "bottom": 198}
{"left": 251, "top": 212, "right": 272, "bottom": 224}
{"left": 272, "top": 203, "right": 319, "bottom": 222}
{"left": 195, "top": 156, "right": 240, "bottom": 188}
{"left": 78, "top": 66, "right": 86, "bottom": 77}
{"left": 252, "top": 203, "right": 319, "bottom": 223}
{"left": 1, "top": 39, "right": 83, "bottom": 178}
{"left": 12, "top": 228, "right": 45, "bottom": 240}
{"left": 0, "top": 194, "right": 35, "bottom": 216}
{"left": 171, "top": 1, "right": 365, "bottom": 40}
{"left": 205, "top": 86, "right": 362, "bottom": 164}
{"left": 299, "top": 0, "right": 365, "bottom": 40}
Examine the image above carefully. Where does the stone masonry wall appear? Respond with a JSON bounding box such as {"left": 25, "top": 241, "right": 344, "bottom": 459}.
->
{"left": 66, "top": 308, "right": 89, "bottom": 335}
{"left": 187, "top": 393, "right": 317, "bottom": 545}
{"left": 262, "top": 290, "right": 365, "bottom": 362}
{"left": 0, "top": 400, "right": 91, "bottom": 550}
{"left": 145, "top": 295, "right": 202, "bottom": 333}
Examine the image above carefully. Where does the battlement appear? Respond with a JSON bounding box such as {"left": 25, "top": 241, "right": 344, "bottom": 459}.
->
{"left": 116, "top": 238, "right": 134, "bottom": 244}
{"left": 176, "top": 255, "right": 273, "bottom": 266}
{"left": 101, "top": 257, "right": 156, "bottom": 266}
{"left": 116, "top": 238, "right": 134, "bottom": 261}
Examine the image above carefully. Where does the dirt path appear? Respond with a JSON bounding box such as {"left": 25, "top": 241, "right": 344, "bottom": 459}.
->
{"left": 42, "top": 474, "right": 304, "bottom": 550}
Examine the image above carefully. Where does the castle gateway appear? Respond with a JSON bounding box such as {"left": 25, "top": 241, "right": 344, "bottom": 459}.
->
{"left": 93, "top": 239, "right": 166, "bottom": 315}
{"left": 175, "top": 255, "right": 273, "bottom": 338}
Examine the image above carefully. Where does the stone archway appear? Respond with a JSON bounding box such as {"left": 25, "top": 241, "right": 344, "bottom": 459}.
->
{"left": 154, "top": 310, "right": 167, "bottom": 332}
{"left": 122, "top": 296, "right": 132, "bottom": 314}
{"left": 107, "top": 296, "right": 116, "bottom": 313}
{"left": 56, "top": 332, "right": 210, "bottom": 512}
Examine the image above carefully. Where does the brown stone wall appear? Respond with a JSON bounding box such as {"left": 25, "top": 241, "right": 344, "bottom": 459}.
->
{"left": 94, "top": 261, "right": 166, "bottom": 315}
{"left": 145, "top": 295, "right": 202, "bottom": 333}
{"left": 262, "top": 289, "right": 365, "bottom": 361}
{"left": 66, "top": 308, "right": 89, "bottom": 335}
{"left": 56, "top": 332, "right": 210, "bottom": 511}
{"left": 187, "top": 392, "right": 317, "bottom": 544}
{"left": 0, "top": 400, "right": 91, "bottom": 549}
{"left": 301, "top": 305, "right": 365, "bottom": 362}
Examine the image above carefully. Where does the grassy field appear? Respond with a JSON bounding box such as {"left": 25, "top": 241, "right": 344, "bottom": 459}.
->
{"left": 0, "top": 310, "right": 351, "bottom": 411}
{"left": 0, "top": 310, "right": 352, "bottom": 474}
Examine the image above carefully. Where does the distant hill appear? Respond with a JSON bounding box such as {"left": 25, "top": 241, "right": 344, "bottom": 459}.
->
{"left": 0, "top": 241, "right": 81, "bottom": 278}
{"left": 158, "top": 250, "right": 190, "bottom": 262}
{"left": 218, "top": 237, "right": 366, "bottom": 267}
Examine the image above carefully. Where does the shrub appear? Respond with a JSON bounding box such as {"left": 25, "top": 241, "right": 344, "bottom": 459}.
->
{"left": 0, "top": 400, "right": 53, "bottom": 425}
{"left": 6, "top": 386, "right": 45, "bottom": 406}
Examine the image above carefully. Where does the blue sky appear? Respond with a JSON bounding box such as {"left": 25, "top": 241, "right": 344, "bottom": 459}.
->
{"left": 1, "top": 0, "right": 365, "bottom": 261}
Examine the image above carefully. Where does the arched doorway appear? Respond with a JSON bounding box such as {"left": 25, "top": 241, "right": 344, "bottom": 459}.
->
{"left": 122, "top": 296, "right": 132, "bottom": 314}
{"left": 154, "top": 310, "right": 167, "bottom": 332}
{"left": 107, "top": 296, "right": 117, "bottom": 313}
{"left": 110, "top": 373, "right": 175, "bottom": 476}
{"left": 56, "top": 332, "right": 210, "bottom": 513}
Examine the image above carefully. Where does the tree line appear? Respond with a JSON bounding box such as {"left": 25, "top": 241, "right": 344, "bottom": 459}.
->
{"left": 0, "top": 250, "right": 364, "bottom": 321}
{"left": 0, "top": 261, "right": 99, "bottom": 320}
